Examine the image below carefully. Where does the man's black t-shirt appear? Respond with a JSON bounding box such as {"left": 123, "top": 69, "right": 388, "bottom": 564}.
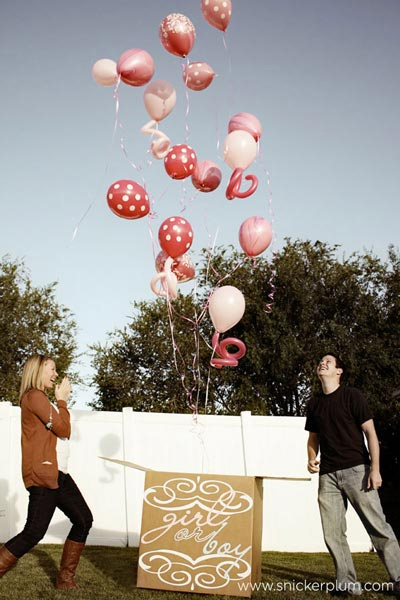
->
{"left": 305, "top": 385, "right": 373, "bottom": 475}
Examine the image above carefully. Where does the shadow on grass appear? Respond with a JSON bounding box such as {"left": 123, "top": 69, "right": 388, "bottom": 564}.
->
{"left": 84, "top": 545, "right": 138, "bottom": 590}
{"left": 31, "top": 546, "right": 59, "bottom": 585}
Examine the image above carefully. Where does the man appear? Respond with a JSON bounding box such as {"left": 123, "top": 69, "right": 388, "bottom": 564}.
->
{"left": 305, "top": 353, "right": 400, "bottom": 596}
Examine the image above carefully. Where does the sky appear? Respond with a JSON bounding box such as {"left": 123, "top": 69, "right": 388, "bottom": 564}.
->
{"left": 1, "top": 0, "right": 400, "bottom": 409}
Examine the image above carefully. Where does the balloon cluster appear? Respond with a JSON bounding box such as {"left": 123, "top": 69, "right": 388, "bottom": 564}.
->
{"left": 92, "top": 1, "right": 273, "bottom": 372}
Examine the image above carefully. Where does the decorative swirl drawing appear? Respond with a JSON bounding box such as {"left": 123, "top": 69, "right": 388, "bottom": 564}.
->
{"left": 144, "top": 476, "right": 253, "bottom": 514}
{"left": 139, "top": 549, "right": 251, "bottom": 591}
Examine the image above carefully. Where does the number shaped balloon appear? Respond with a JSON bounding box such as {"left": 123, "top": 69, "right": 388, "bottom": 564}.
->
{"left": 150, "top": 257, "right": 178, "bottom": 300}
{"left": 210, "top": 331, "right": 246, "bottom": 368}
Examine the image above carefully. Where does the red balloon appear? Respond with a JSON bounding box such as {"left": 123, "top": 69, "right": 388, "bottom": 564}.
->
{"left": 183, "top": 62, "right": 215, "bottom": 91}
{"left": 228, "top": 112, "right": 262, "bottom": 142}
{"left": 158, "top": 216, "right": 194, "bottom": 259}
{"left": 159, "top": 13, "right": 196, "bottom": 58}
{"left": 239, "top": 216, "right": 273, "bottom": 256}
{"left": 201, "top": 0, "right": 232, "bottom": 32}
{"left": 117, "top": 48, "right": 155, "bottom": 87}
{"left": 164, "top": 144, "right": 197, "bottom": 180}
{"left": 191, "top": 160, "right": 222, "bottom": 192}
{"left": 156, "top": 250, "right": 195, "bottom": 283}
{"left": 107, "top": 180, "right": 150, "bottom": 219}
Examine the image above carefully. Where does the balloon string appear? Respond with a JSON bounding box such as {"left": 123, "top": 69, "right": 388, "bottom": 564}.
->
{"left": 71, "top": 76, "right": 122, "bottom": 240}
{"left": 182, "top": 59, "right": 191, "bottom": 144}
{"left": 256, "top": 144, "right": 277, "bottom": 313}
{"left": 166, "top": 297, "right": 199, "bottom": 418}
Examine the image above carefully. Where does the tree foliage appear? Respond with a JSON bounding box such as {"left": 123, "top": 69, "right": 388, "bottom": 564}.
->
{"left": 0, "top": 256, "right": 79, "bottom": 404}
{"left": 90, "top": 239, "right": 400, "bottom": 416}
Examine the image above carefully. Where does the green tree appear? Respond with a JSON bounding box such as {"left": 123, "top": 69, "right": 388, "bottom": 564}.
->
{"left": 0, "top": 256, "right": 79, "bottom": 404}
{"left": 89, "top": 239, "right": 400, "bottom": 419}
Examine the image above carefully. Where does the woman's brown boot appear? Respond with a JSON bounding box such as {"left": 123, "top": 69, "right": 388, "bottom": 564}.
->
{"left": 0, "top": 545, "right": 18, "bottom": 578}
{"left": 55, "top": 539, "right": 85, "bottom": 589}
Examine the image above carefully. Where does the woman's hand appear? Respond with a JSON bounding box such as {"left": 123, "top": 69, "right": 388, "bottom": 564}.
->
{"left": 55, "top": 376, "right": 71, "bottom": 403}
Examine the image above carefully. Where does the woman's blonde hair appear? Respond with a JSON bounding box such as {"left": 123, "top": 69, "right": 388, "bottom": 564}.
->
{"left": 19, "top": 354, "right": 53, "bottom": 402}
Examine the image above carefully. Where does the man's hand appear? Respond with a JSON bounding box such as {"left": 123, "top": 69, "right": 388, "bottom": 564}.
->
{"left": 367, "top": 468, "right": 382, "bottom": 490}
{"left": 307, "top": 458, "right": 320, "bottom": 474}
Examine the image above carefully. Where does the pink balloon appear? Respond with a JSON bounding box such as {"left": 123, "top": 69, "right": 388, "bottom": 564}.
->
{"left": 239, "top": 216, "right": 273, "bottom": 256}
{"left": 183, "top": 62, "right": 215, "bottom": 91}
{"left": 143, "top": 80, "right": 176, "bottom": 122}
{"left": 223, "top": 130, "right": 257, "bottom": 170}
{"left": 228, "top": 112, "right": 262, "bottom": 142}
{"left": 117, "top": 48, "right": 155, "bottom": 87}
{"left": 201, "top": 0, "right": 232, "bottom": 32}
{"left": 92, "top": 59, "right": 118, "bottom": 87}
{"left": 159, "top": 13, "right": 196, "bottom": 58}
{"left": 208, "top": 286, "right": 245, "bottom": 333}
{"left": 191, "top": 160, "right": 222, "bottom": 192}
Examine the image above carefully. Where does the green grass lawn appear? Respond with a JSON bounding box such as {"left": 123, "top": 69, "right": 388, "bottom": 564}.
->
{"left": 0, "top": 546, "right": 398, "bottom": 600}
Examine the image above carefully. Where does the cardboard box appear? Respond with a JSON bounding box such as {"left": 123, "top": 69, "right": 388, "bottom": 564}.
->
{"left": 100, "top": 458, "right": 309, "bottom": 598}
{"left": 137, "top": 470, "right": 262, "bottom": 598}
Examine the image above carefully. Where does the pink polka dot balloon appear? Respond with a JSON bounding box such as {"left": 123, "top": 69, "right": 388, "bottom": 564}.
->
{"left": 183, "top": 62, "right": 215, "bottom": 91}
{"left": 164, "top": 144, "right": 197, "bottom": 180}
{"left": 106, "top": 180, "right": 150, "bottom": 219}
{"left": 201, "top": 0, "right": 232, "bottom": 32}
{"left": 158, "top": 216, "right": 194, "bottom": 258}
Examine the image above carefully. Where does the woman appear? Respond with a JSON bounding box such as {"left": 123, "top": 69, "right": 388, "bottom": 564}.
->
{"left": 0, "top": 354, "right": 93, "bottom": 589}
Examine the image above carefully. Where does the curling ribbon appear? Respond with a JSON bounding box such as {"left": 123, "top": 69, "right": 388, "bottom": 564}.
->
{"left": 210, "top": 331, "right": 246, "bottom": 368}
{"left": 141, "top": 119, "right": 171, "bottom": 159}
{"left": 226, "top": 167, "right": 258, "bottom": 200}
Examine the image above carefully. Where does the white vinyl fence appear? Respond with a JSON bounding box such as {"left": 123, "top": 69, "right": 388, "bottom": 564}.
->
{"left": 0, "top": 401, "right": 371, "bottom": 552}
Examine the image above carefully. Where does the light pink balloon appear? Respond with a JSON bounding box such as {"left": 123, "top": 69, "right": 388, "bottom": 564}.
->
{"left": 239, "top": 216, "right": 273, "bottom": 257}
{"left": 223, "top": 130, "right": 258, "bottom": 170}
{"left": 201, "top": 0, "right": 232, "bottom": 32}
{"left": 208, "top": 285, "right": 246, "bottom": 333}
{"left": 92, "top": 58, "right": 118, "bottom": 87}
{"left": 117, "top": 48, "right": 154, "bottom": 87}
{"left": 228, "top": 112, "right": 262, "bottom": 142}
{"left": 159, "top": 13, "right": 196, "bottom": 58}
{"left": 183, "top": 62, "right": 215, "bottom": 91}
{"left": 143, "top": 80, "right": 176, "bottom": 122}
{"left": 191, "top": 160, "right": 222, "bottom": 192}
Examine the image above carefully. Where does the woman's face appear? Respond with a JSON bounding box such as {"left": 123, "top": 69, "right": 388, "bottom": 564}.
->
{"left": 41, "top": 359, "right": 58, "bottom": 390}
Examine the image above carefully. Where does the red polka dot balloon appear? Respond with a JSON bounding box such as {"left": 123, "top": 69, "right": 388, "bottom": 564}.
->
{"left": 158, "top": 216, "right": 194, "bottom": 258}
{"left": 164, "top": 144, "right": 197, "bottom": 180}
{"left": 106, "top": 180, "right": 150, "bottom": 219}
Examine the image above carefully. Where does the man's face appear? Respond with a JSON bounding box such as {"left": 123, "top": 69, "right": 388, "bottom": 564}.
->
{"left": 316, "top": 355, "right": 342, "bottom": 381}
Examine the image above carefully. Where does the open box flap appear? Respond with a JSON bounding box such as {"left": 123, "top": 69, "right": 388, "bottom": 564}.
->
{"left": 99, "top": 456, "right": 310, "bottom": 480}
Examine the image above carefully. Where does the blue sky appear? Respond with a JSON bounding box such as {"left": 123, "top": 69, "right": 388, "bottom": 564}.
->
{"left": 1, "top": 0, "right": 399, "bottom": 408}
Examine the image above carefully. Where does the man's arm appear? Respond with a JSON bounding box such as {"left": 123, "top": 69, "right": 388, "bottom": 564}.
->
{"left": 361, "top": 418, "right": 382, "bottom": 490}
{"left": 307, "top": 432, "right": 320, "bottom": 474}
